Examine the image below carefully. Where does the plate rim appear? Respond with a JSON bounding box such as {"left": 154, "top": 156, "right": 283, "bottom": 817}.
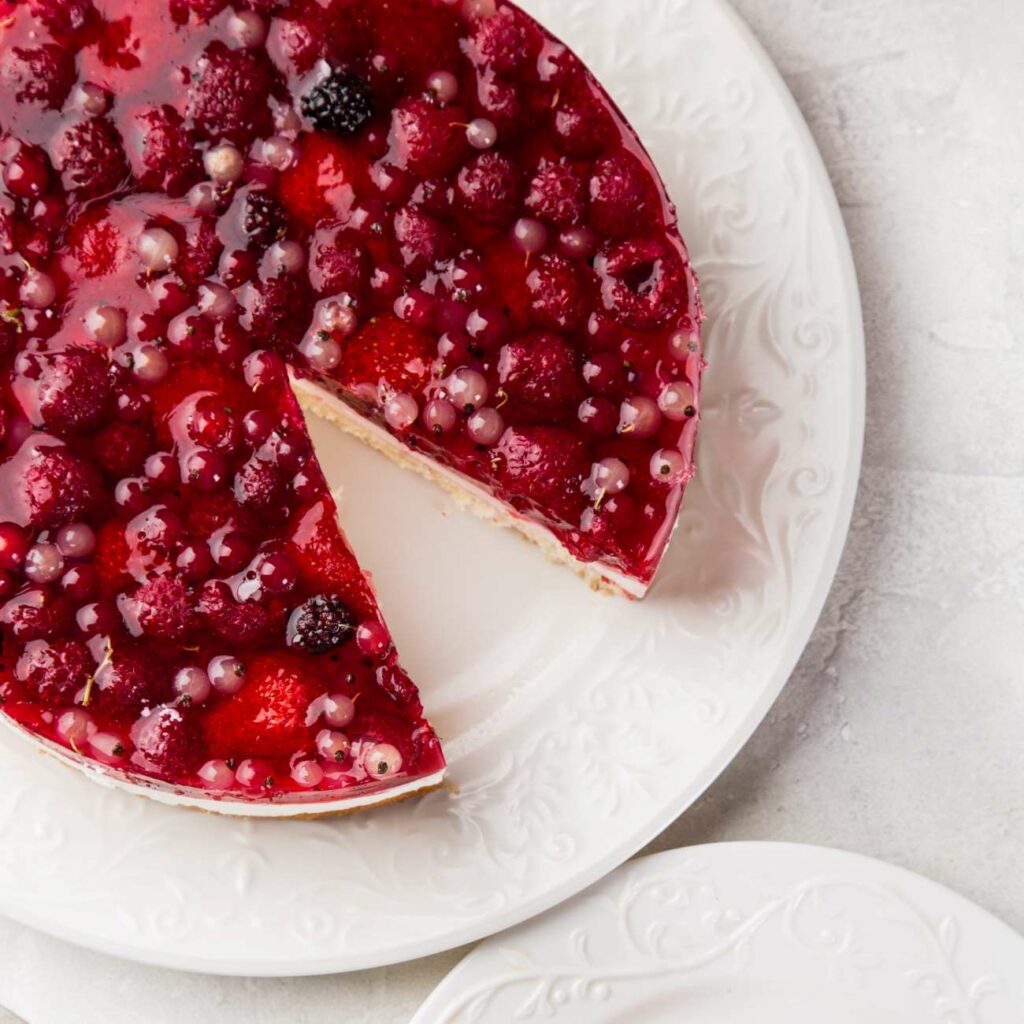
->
{"left": 411, "top": 840, "right": 1024, "bottom": 1022}
{"left": 0, "top": 0, "right": 866, "bottom": 976}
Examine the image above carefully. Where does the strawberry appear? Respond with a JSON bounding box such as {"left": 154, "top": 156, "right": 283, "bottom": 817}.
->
{"left": 202, "top": 653, "right": 318, "bottom": 759}
{"left": 287, "top": 500, "right": 375, "bottom": 614}
{"left": 278, "top": 133, "right": 364, "bottom": 228}
{"left": 338, "top": 314, "right": 433, "bottom": 395}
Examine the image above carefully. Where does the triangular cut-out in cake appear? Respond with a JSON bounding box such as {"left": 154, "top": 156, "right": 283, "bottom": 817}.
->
{"left": 0, "top": 0, "right": 702, "bottom": 815}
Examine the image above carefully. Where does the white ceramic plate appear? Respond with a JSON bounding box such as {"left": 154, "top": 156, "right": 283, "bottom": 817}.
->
{"left": 412, "top": 843, "right": 1024, "bottom": 1023}
{"left": 0, "top": 0, "right": 864, "bottom": 974}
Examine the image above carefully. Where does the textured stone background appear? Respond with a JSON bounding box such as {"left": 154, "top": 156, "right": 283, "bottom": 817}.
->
{"left": 2, "top": 1, "right": 1021, "bottom": 1020}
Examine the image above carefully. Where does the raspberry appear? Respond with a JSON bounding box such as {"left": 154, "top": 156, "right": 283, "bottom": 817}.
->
{"left": 469, "top": 9, "right": 539, "bottom": 77}
{"left": 53, "top": 118, "right": 129, "bottom": 198}
{"left": 269, "top": 0, "right": 366, "bottom": 75}
{"left": 338, "top": 314, "right": 433, "bottom": 395}
{"left": 301, "top": 71, "right": 374, "bottom": 136}
{"left": 233, "top": 455, "right": 287, "bottom": 515}
{"left": 393, "top": 205, "right": 455, "bottom": 275}
{"left": 202, "top": 652, "right": 318, "bottom": 759}
{"left": 287, "top": 500, "right": 375, "bottom": 613}
{"left": 173, "top": 0, "right": 229, "bottom": 20}
{"left": 15, "top": 638, "right": 93, "bottom": 703}
{"left": 94, "top": 521, "right": 133, "bottom": 595}
{"left": 497, "top": 332, "right": 582, "bottom": 421}
{"left": 177, "top": 217, "right": 223, "bottom": 288}
{"left": 368, "top": 0, "right": 461, "bottom": 82}
{"left": 131, "top": 704, "right": 200, "bottom": 777}
{"left": 242, "top": 190, "right": 286, "bottom": 248}
{"left": 389, "top": 98, "right": 467, "bottom": 178}
{"left": 151, "top": 362, "right": 251, "bottom": 442}
{"left": 13, "top": 347, "right": 112, "bottom": 433}
{"left": 474, "top": 72, "right": 525, "bottom": 135}
{"left": 526, "top": 254, "right": 587, "bottom": 330}
{"left": 13, "top": 441, "right": 103, "bottom": 529}
{"left": 594, "top": 238, "right": 687, "bottom": 330}
{"left": 133, "top": 105, "right": 202, "bottom": 197}
{"left": 456, "top": 152, "right": 522, "bottom": 227}
{"left": 526, "top": 159, "right": 586, "bottom": 227}
{"left": 0, "top": 588, "right": 71, "bottom": 642}
{"left": 184, "top": 491, "right": 253, "bottom": 547}
{"left": 63, "top": 205, "right": 132, "bottom": 279}
{"left": 187, "top": 42, "right": 272, "bottom": 145}
{"left": 240, "top": 272, "right": 313, "bottom": 349}
{"left": 278, "top": 133, "right": 364, "bottom": 228}
{"left": 28, "top": 0, "right": 93, "bottom": 34}
{"left": 92, "top": 421, "right": 153, "bottom": 478}
{"left": 309, "top": 232, "right": 369, "bottom": 297}
{"left": 589, "top": 151, "right": 660, "bottom": 239}
{"left": 95, "top": 644, "right": 168, "bottom": 714}
{"left": 286, "top": 595, "right": 356, "bottom": 654}
{"left": 118, "top": 575, "right": 198, "bottom": 642}
{"left": 495, "top": 426, "right": 589, "bottom": 522}
{"left": 198, "top": 579, "right": 288, "bottom": 646}
{"left": 1, "top": 44, "right": 76, "bottom": 108}
{"left": 553, "top": 87, "right": 616, "bottom": 159}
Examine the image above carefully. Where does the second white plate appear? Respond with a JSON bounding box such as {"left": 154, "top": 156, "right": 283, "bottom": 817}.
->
{"left": 0, "top": 0, "right": 864, "bottom": 974}
{"left": 413, "top": 843, "right": 1024, "bottom": 1023}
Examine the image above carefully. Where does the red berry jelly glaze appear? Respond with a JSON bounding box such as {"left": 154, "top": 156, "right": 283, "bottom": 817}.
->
{"left": 0, "top": 0, "right": 701, "bottom": 800}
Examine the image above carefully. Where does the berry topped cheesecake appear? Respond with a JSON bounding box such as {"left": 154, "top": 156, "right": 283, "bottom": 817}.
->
{"left": 0, "top": 0, "right": 702, "bottom": 814}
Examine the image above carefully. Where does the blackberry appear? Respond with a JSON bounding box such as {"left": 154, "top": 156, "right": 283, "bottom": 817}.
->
{"left": 301, "top": 71, "right": 374, "bottom": 136}
{"left": 243, "top": 190, "right": 286, "bottom": 248}
{"left": 286, "top": 595, "right": 357, "bottom": 654}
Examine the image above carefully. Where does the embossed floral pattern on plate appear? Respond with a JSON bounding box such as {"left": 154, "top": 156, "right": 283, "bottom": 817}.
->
{"left": 412, "top": 843, "right": 1024, "bottom": 1024}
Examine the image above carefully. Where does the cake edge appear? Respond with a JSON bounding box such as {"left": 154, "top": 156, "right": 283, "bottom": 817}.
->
{"left": 291, "top": 376, "right": 650, "bottom": 600}
{"left": 0, "top": 709, "right": 446, "bottom": 818}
